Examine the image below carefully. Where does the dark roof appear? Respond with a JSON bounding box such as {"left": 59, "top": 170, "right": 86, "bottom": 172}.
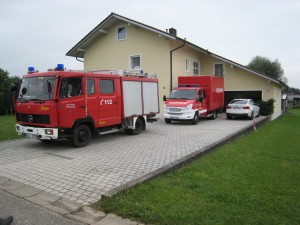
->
{"left": 66, "top": 12, "right": 286, "bottom": 88}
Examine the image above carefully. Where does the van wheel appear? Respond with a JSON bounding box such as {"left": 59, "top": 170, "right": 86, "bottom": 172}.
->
{"left": 210, "top": 110, "right": 217, "bottom": 120}
{"left": 165, "top": 118, "right": 171, "bottom": 124}
{"left": 73, "top": 124, "right": 91, "bottom": 148}
{"left": 191, "top": 113, "right": 199, "bottom": 125}
{"left": 125, "top": 118, "right": 143, "bottom": 135}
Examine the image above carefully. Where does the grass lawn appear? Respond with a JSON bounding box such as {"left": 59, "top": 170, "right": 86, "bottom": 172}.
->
{"left": 0, "top": 115, "right": 21, "bottom": 141}
{"left": 96, "top": 109, "right": 300, "bottom": 225}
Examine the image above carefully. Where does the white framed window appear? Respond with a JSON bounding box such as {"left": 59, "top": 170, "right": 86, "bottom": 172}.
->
{"left": 130, "top": 55, "right": 141, "bottom": 70}
{"left": 185, "top": 58, "right": 190, "bottom": 72}
{"left": 116, "top": 26, "right": 127, "bottom": 41}
{"left": 193, "top": 61, "right": 200, "bottom": 75}
{"left": 213, "top": 63, "right": 225, "bottom": 77}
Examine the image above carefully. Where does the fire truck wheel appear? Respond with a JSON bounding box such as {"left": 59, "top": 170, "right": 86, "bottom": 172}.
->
{"left": 210, "top": 110, "right": 217, "bottom": 120}
{"left": 73, "top": 124, "right": 91, "bottom": 148}
{"left": 125, "top": 118, "right": 143, "bottom": 135}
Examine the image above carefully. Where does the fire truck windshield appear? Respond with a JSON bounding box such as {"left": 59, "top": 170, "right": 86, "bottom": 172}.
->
{"left": 169, "top": 89, "right": 196, "bottom": 100}
{"left": 18, "top": 76, "right": 56, "bottom": 101}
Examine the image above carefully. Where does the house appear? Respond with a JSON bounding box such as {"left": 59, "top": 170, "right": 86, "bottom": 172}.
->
{"left": 66, "top": 13, "right": 286, "bottom": 119}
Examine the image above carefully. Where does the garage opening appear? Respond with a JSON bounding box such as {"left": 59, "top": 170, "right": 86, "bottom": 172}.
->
{"left": 225, "top": 91, "right": 262, "bottom": 106}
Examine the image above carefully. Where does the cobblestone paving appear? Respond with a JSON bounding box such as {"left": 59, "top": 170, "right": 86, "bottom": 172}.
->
{"left": 0, "top": 114, "right": 261, "bottom": 205}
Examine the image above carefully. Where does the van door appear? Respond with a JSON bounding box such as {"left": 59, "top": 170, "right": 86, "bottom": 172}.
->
{"left": 98, "top": 78, "right": 121, "bottom": 127}
{"left": 199, "top": 89, "right": 208, "bottom": 116}
{"left": 58, "top": 76, "right": 85, "bottom": 128}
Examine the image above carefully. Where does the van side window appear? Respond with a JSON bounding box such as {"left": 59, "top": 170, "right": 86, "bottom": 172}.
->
{"left": 100, "top": 80, "right": 114, "bottom": 94}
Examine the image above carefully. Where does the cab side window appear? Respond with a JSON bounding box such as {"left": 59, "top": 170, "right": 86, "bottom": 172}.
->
{"left": 59, "top": 77, "right": 82, "bottom": 98}
{"left": 100, "top": 80, "right": 114, "bottom": 94}
{"left": 87, "top": 79, "right": 95, "bottom": 95}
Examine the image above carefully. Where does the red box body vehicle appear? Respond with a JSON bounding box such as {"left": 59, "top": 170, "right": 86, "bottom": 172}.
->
{"left": 13, "top": 66, "right": 159, "bottom": 147}
{"left": 163, "top": 76, "right": 224, "bottom": 124}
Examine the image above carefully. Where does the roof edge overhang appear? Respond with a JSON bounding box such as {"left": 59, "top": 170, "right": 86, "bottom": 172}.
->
{"left": 66, "top": 12, "right": 176, "bottom": 58}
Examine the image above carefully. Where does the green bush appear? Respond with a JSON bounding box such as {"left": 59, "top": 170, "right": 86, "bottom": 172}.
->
{"left": 257, "top": 99, "right": 275, "bottom": 116}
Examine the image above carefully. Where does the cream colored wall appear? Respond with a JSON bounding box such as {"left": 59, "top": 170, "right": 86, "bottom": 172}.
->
{"left": 84, "top": 21, "right": 171, "bottom": 110}
{"left": 170, "top": 43, "right": 204, "bottom": 88}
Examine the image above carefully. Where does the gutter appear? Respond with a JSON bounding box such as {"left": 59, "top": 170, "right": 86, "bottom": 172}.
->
{"left": 170, "top": 41, "right": 186, "bottom": 92}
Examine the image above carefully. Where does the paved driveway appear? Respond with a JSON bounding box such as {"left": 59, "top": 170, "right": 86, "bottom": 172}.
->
{"left": 0, "top": 114, "right": 265, "bottom": 205}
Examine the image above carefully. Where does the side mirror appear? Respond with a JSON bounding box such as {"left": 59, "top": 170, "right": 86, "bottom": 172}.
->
{"left": 199, "top": 96, "right": 204, "bottom": 102}
{"left": 163, "top": 95, "right": 167, "bottom": 101}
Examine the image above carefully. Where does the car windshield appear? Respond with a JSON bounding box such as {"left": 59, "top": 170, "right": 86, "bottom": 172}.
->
{"left": 169, "top": 89, "right": 196, "bottom": 100}
{"left": 230, "top": 100, "right": 248, "bottom": 104}
{"left": 18, "top": 76, "right": 56, "bottom": 101}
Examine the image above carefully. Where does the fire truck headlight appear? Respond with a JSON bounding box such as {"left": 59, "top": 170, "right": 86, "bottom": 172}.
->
{"left": 186, "top": 104, "right": 193, "bottom": 110}
{"left": 45, "top": 129, "right": 54, "bottom": 135}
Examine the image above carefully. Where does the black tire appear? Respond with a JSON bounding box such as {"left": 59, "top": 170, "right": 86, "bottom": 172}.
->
{"left": 210, "top": 110, "right": 217, "bottom": 120}
{"left": 73, "top": 124, "right": 91, "bottom": 148}
{"left": 256, "top": 110, "right": 260, "bottom": 117}
{"left": 125, "top": 118, "right": 143, "bottom": 135}
{"left": 249, "top": 111, "right": 254, "bottom": 120}
{"left": 165, "top": 118, "right": 171, "bottom": 124}
{"left": 226, "top": 114, "right": 232, "bottom": 120}
{"left": 191, "top": 113, "right": 199, "bottom": 125}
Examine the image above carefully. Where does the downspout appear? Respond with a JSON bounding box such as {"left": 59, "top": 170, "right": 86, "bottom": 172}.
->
{"left": 76, "top": 57, "right": 84, "bottom": 63}
{"left": 170, "top": 40, "right": 186, "bottom": 92}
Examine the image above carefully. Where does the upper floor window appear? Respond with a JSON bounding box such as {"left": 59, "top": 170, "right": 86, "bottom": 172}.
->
{"left": 185, "top": 58, "right": 190, "bottom": 72}
{"left": 130, "top": 55, "right": 141, "bottom": 70}
{"left": 214, "top": 63, "right": 225, "bottom": 77}
{"left": 193, "top": 61, "right": 200, "bottom": 75}
{"left": 116, "top": 26, "right": 127, "bottom": 41}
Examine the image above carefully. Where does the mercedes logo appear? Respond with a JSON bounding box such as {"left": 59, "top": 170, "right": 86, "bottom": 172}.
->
{"left": 28, "top": 115, "right": 33, "bottom": 122}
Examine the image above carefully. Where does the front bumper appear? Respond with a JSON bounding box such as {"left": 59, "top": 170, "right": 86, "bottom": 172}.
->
{"left": 16, "top": 124, "right": 59, "bottom": 140}
{"left": 163, "top": 108, "right": 196, "bottom": 120}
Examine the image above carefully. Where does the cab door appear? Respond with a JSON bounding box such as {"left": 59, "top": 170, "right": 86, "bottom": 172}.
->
{"left": 58, "top": 76, "right": 85, "bottom": 128}
{"left": 98, "top": 78, "right": 121, "bottom": 127}
{"left": 199, "top": 89, "right": 208, "bottom": 116}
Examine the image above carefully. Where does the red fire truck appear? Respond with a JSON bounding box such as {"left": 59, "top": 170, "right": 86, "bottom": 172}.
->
{"left": 163, "top": 76, "right": 224, "bottom": 124}
{"left": 12, "top": 65, "right": 159, "bottom": 147}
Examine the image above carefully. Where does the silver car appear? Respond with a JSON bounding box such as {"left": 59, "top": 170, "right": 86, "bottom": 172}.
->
{"left": 226, "top": 99, "right": 260, "bottom": 120}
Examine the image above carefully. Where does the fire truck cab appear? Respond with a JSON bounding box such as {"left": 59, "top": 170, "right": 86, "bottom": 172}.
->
{"left": 13, "top": 65, "right": 159, "bottom": 147}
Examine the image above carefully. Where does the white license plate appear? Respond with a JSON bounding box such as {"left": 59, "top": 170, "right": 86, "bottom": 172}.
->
{"left": 170, "top": 116, "right": 179, "bottom": 119}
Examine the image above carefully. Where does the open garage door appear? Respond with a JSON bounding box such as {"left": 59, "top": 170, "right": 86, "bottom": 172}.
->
{"left": 225, "top": 91, "right": 262, "bottom": 106}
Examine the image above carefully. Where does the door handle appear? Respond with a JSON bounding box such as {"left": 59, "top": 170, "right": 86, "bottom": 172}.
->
{"left": 79, "top": 105, "right": 85, "bottom": 108}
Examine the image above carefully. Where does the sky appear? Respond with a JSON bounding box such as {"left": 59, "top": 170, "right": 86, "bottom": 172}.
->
{"left": 1, "top": 0, "right": 299, "bottom": 88}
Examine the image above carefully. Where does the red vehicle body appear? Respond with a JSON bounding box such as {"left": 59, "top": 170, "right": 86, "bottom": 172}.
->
{"left": 163, "top": 76, "right": 224, "bottom": 124}
{"left": 13, "top": 67, "right": 159, "bottom": 147}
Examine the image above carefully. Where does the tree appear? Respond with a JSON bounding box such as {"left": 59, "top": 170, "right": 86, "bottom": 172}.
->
{"left": 247, "top": 56, "right": 286, "bottom": 83}
{"left": 0, "top": 68, "right": 21, "bottom": 114}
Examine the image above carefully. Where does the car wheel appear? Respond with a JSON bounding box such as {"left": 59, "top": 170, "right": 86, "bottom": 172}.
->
{"left": 226, "top": 114, "right": 232, "bottom": 120}
{"left": 256, "top": 110, "right": 260, "bottom": 117}
{"left": 249, "top": 111, "right": 254, "bottom": 120}
{"left": 73, "top": 124, "right": 91, "bottom": 148}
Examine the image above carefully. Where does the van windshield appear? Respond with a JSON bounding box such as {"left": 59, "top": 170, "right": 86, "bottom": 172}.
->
{"left": 18, "top": 76, "right": 56, "bottom": 101}
{"left": 169, "top": 89, "right": 196, "bottom": 100}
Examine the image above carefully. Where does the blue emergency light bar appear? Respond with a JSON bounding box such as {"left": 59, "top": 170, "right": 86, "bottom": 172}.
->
{"left": 28, "top": 67, "right": 35, "bottom": 73}
{"left": 56, "top": 64, "right": 64, "bottom": 71}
